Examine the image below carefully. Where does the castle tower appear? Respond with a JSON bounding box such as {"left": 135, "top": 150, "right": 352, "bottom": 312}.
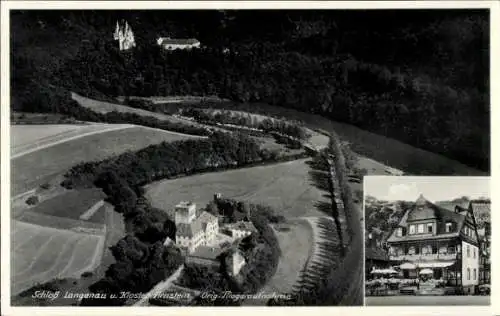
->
{"left": 175, "top": 201, "right": 197, "bottom": 225}
{"left": 113, "top": 20, "right": 136, "bottom": 51}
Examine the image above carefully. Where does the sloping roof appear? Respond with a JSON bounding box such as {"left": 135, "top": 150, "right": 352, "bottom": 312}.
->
{"left": 387, "top": 195, "right": 466, "bottom": 243}
{"left": 455, "top": 205, "right": 468, "bottom": 216}
{"left": 159, "top": 38, "right": 200, "bottom": 45}
{"left": 407, "top": 195, "right": 437, "bottom": 221}
{"left": 176, "top": 211, "right": 217, "bottom": 238}
{"left": 198, "top": 211, "right": 217, "bottom": 225}
{"left": 224, "top": 221, "right": 257, "bottom": 232}
{"left": 365, "top": 247, "right": 389, "bottom": 261}
{"left": 439, "top": 207, "right": 465, "bottom": 228}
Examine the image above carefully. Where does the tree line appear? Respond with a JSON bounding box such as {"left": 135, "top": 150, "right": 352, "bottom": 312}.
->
{"left": 62, "top": 131, "right": 307, "bottom": 194}
{"left": 164, "top": 107, "right": 309, "bottom": 141}
{"left": 52, "top": 37, "right": 488, "bottom": 171}
{"left": 12, "top": 11, "right": 489, "bottom": 171}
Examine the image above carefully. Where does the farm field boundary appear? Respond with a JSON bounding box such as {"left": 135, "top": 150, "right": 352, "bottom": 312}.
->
{"left": 11, "top": 124, "right": 135, "bottom": 159}
{"left": 11, "top": 125, "right": 197, "bottom": 196}
{"left": 11, "top": 220, "right": 106, "bottom": 295}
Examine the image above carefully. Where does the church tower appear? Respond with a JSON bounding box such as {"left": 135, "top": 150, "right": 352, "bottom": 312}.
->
{"left": 113, "top": 19, "right": 136, "bottom": 51}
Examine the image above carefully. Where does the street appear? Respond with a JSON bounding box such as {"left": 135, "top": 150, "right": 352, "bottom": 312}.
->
{"left": 366, "top": 295, "right": 490, "bottom": 306}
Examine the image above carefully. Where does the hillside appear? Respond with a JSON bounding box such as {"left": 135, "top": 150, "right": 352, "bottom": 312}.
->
{"left": 10, "top": 10, "right": 490, "bottom": 172}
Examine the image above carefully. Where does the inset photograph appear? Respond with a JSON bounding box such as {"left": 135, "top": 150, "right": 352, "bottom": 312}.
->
{"left": 364, "top": 176, "right": 490, "bottom": 306}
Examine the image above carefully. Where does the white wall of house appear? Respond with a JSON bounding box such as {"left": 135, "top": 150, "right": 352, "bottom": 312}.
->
{"left": 162, "top": 43, "right": 200, "bottom": 50}
{"left": 232, "top": 253, "right": 246, "bottom": 276}
{"left": 461, "top": 240, "right": 479, "bottom": 286}
{"left": 231, "top": 229, "right": 252, "bottom": 239}
{"left": 205, "top": 220, "right": 218, "bottom": 245}
{"left": 192, "top": 231, "right": 205, "bottom": 252}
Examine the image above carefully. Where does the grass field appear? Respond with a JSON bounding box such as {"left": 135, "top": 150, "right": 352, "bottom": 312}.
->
{"left": 247, "top": 219, "right": 314, "bottom": 305}
{"left": 11, "top": 123, "right": 133, "bottom": 158}
{"left": 11, "top": 124, "right": 86, "bottom": 149}
{"left": 24, "top": 188, "right": 106, "bottom": 224}
{"left": 145, "top": 158, "right": 327, "bottom": 219}
{"left": 14, "top": 210, "right": 105, "bottom": 235}
{"left": 11, "top": 125, "right": 198, "bottom": 196}
{"left": 11, "top": 220, "right": 105, "bottom": 295}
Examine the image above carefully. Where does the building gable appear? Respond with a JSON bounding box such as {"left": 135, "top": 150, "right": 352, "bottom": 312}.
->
{"left": 387, "top": 195, "right": 466, "bottom": 243}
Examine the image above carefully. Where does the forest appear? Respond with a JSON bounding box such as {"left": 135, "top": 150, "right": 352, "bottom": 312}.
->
{"left": 11, "top": 10, "right": 490, "bottom": 171}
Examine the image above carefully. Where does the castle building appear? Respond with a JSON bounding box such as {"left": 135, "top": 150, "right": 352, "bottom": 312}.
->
{"left": 223, "top": 221, "right": 258, "bottom": 239}
{"left": 113, "top": 20, "right": 136, "bottom": 51}
{"left": 386, "top": 194, "right": 480, "bottom": 294}
{"left": 173, "top": 199, "right": 254, "bottom": 276}
{"left": 157, "top": 37, "right": 201, "bottom": 50}
{"left": 174, "top": 201, "right": 219, "bottom": 254}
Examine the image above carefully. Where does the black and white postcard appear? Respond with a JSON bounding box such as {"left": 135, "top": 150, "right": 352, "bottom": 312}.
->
{"left": 1, "top": 1, "right": 497, "bottom": 316}
{"left": 364, "top": 176, "right": 490, "bottom": 306}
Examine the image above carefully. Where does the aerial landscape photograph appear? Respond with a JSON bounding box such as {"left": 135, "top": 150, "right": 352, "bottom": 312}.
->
{"left": 364, "top": 176, "right": 491, "bottom": 306}
{"left": 6, "top": 7, "right": 490, "bottom": 307}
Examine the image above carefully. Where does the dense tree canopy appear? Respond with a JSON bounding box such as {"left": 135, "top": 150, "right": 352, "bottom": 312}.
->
{"left": 11, "top": 10, "right": 489, "bottom": 170}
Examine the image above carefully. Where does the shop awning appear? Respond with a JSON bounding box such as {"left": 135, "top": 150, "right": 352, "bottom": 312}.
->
{"left": 399, "top": 263, "right": 417, "bottom": 270}
{"left": 417, "top": 261, "right": 455, "bottom": 268}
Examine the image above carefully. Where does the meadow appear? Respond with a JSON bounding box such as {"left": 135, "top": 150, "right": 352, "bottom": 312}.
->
{"left": 25, "top": 188, "right": 106, "bottom": 224}
{"left": 11, "top": 220, "right": 105, "bottom": 295}
{"left": 14, "top": 210, "right": 105, "bottom": 232}
{"left": 11, "top": 125, "right": 198, "bottom": 196}
{"left": 11, "top": 123, "right": 133, "bottom": 158}
{"left": 145, "top": 158, "right": 327, "bottom": 219}
{"left": 244, "top": 219, "right": 314, "bottom": 306}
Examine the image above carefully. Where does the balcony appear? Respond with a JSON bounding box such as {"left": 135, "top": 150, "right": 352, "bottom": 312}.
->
{"left": 389, "top": 253, "right": 457, "bottom": 261}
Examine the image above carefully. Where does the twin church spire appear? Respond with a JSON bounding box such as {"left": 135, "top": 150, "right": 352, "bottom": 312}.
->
{"left": 113, "top": 19, "right": 136, "bottom": 51}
